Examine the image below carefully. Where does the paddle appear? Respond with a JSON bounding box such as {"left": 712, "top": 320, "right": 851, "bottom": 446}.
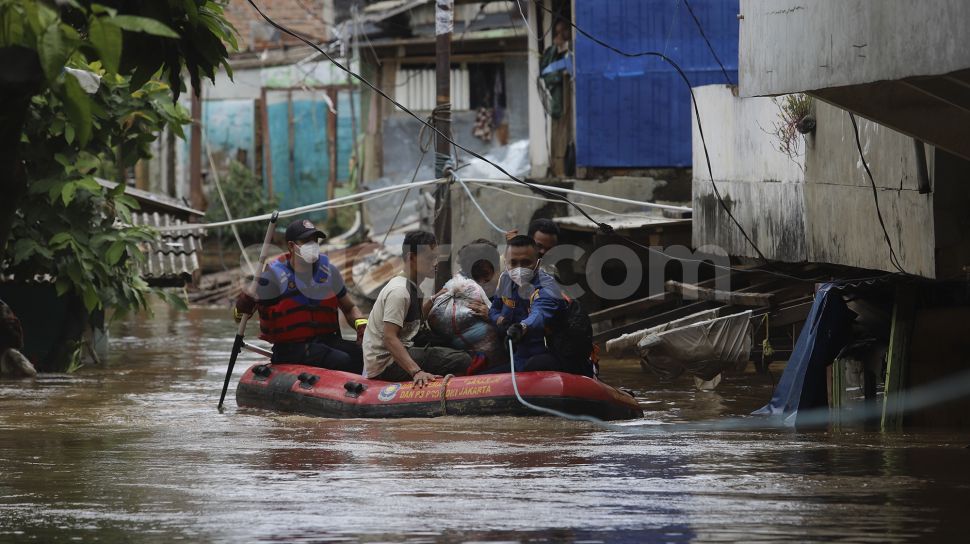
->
{"left": 218, "top": 211, "right": 279, "bottom": 412}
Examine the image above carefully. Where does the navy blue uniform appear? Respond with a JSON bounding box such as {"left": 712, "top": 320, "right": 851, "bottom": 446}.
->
{"left": 488, "top": 269, "right": 567, "bottom": 371}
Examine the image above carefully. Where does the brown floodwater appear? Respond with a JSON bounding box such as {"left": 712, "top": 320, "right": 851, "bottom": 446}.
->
{"left": 1, "top": 305, "right": 968, "bottom": 542}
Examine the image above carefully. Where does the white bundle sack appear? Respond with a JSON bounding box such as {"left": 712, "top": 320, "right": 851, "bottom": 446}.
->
{"left": 428, "top": 275, "right": 508, "bottom": 365}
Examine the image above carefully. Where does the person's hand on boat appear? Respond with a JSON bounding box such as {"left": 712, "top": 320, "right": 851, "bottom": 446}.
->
{"left": 468, "top": 300, "right": 489, "bottom": 320}
{"left": 507, "top": 322, "right": 527, "bottom": 342}
{"left": 412, "top": 370, "right": 440, "bottom": 388}
{"left": 233, "top": 293, "right": 257, "bottom": 323}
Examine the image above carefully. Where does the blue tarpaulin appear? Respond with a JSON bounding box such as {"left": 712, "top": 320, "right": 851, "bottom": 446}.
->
{"left": 573, "top": 0, "right": 739, "bottom": 168}
{"left": 753, "top": 284, "right": 854, "bottom": 426}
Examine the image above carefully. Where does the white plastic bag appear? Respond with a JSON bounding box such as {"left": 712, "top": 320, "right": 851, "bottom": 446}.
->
{"left": 428, "top": 275, "right": 507, "bottom": 365}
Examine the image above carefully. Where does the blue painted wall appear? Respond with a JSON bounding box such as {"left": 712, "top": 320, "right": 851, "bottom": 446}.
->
{"left": 264, "top": 90, "right": 359, "bottom": 216}
{"left": 202, "top": 99, "right": 255, "bottom": 166}
{"left": 574, "top": 0, "right": 739, "bottom": 168}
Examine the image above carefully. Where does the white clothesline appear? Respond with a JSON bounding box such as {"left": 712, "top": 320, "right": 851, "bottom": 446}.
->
{"left": 156, "top": 177, "right": 691, "bottom": 233}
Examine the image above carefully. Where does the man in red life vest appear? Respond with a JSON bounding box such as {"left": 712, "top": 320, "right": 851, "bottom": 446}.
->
{"left": 234, "top": 219, "right": 367, "bottom": 374}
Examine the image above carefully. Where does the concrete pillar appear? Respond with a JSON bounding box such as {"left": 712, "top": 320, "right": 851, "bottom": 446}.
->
{"left": 526, "top": 0, "right": 549, "bottom": 178}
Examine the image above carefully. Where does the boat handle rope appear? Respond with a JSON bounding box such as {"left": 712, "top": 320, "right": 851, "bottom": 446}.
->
{"left": 507, "top": 338, "right": 632, "bottom": 430}
{"left": 439, "top": 374, "right": 455, "bottom": 416}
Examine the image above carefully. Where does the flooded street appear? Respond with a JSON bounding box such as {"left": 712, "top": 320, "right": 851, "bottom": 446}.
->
{"left": 1, "top": 306, "right": 968, "bottom": 543}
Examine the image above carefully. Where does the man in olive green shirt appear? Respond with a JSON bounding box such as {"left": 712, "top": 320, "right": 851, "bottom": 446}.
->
{"left": 361, "top": 230, "right": 471, "bottom": 387}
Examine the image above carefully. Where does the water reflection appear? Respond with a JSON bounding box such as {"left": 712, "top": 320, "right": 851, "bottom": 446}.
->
{"left": 0, "top": 306, "right": 967, "bottom": 542}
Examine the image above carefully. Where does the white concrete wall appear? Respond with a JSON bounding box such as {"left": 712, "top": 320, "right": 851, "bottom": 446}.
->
{"left": 802, "top": 103, "right": 935, "bottom": 276}
{"left": 691, "top": 85, "right": 808, "bottom": 263}
{"left": 739, "top": 0, "right": 970, "bottom": 97}
{"left": 692, "top": 85, "right": 938, "bottom": 277}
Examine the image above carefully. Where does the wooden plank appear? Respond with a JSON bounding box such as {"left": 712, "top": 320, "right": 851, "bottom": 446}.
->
{"left": 831, "top": 357, "right": 846, "bottom": 431}
{"left": 260, "top": 88, "right": 273, "bottom": 195}
{"left": 254, "top": 96, "right": 263, "bottom": 188}
{"left": 665, "top": 280, "right": 774, "bottom": 307}
{"left": 326, "top": 87, "right": 338, "bottom": 200}
{"left": 588, "top": 292, "right": 673, "bottom": 324}
{"left": 881, "top": 286, "right": 916, "bottom": 432}
{"left": 287, "top": 89, "right": 295, "bottom": 187}
{"left": 592, "top": 301, "right": 718, "bottom": 344}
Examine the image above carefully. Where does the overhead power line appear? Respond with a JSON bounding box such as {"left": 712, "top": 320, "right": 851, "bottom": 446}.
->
{"left": 244, "top": 0, "right": 615, "bottom": 236}
{"left": 243, "top": 0, "right": 888, "bottom": 285}
{"left": 848, "top": 113, "right": 908, "bottom": 275}
{"left": 681, "top": 0, "right": 733, "bottom": 85}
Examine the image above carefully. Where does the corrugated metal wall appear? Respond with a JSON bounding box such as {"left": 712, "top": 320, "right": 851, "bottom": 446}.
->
{"left": 395, "top": 67, "right": 471, "bottom": 111}
{"left": 574, "top": 0, "right": 739, "bottom": 168}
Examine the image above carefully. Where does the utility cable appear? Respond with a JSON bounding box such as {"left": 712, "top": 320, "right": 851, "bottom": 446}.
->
{"left": 848, "top": 113, "right": 908, "bottom": 274}
{"left": 681, "top": 0, "right": 733, "bottom": 85}
{"left": 380, "top": 116, "right": 435, "bottom": 245}
{"left": 242, "top": 0, "right": 884, "bottom": 285}
{"left": 463, "top": 178, "right": 690, "bottom": 213}
{"left": 457, "top": 176, "right": 507, "bottom": 234}
{"left": 514, "top": 0, "right": 539, "bottom": 43}
{"left": 157, "top": 179, "right": 443, "bottom": 232}
{"left": 472, "top": 182, "right": 663, "bottom": 219}
{"left": 200, "top": 89, "right": 255, "bottom": 275}
{"left": 244, "top": 0, "right": 615, "bottom": 236}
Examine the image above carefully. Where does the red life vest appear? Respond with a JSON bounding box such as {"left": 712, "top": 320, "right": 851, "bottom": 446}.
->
{"left": 256, "top": 254, "right": 341, "bottom": 344}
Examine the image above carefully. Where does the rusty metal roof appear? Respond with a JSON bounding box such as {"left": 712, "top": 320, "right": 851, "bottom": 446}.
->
{"left": 131, "top": 212, "right": 205, "bottom": 287}
{"left": 96, "top": 179, "right": 207, "bottom": 287}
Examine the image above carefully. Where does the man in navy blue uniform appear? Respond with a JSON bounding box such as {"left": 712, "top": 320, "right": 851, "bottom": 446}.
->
{"left": 487, "top": 235, "right": 593, "bottom": 376}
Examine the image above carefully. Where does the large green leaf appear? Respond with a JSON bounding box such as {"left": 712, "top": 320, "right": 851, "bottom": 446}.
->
{"left": 49, "top": 231, "right": 74, "bottom": 248}
{"left": 38, "top": 23, "right": 70, "bottom": 83}
{"left": 61, "top": 180, "right": 77, "bottom": 206}
{"left": 13, "top": 238, "right": 40, "bottom": 264}
{"left": 76, "top": 176, "right": 102, "bottom": 194}
{"left": 0, "top": 4, "right": 26, "bottom": 46}
{"left": 62, "top": 72, "right": 92, "bottom": 146}
{"left": 82, "top": 285, "right": 100, "bottom": 312}
{"left": 90, "top": 4, "right": 118, "bottom": 17}
{"left": 110, "top": 15, "right": 179, "bottom": 39}
{"left": 89, "top": 17, "right": 122, "bottom": 74}
{"left": 105, "top": 240, "right": 126, "bottom": 265}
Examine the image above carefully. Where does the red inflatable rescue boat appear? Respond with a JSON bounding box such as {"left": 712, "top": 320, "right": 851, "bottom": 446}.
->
{"left": 236, "top": 363, "right": 643, "bottom": 420}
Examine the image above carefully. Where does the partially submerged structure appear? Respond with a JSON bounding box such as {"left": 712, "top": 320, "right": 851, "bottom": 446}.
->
{"left": 686, "top": 0, "right": 970, "bottom": 429}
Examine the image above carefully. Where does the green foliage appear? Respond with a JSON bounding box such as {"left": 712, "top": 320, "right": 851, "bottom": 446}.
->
{"left": 0, "top": 0, "right": 236, "bottom": 94}
{"left": 770, "top": 93, "right": 815, "bottom": 163}
{"left": 205, "top": 161, "right": 279, "bottom": 247}
{"left": 0, "top": 0, "right": 236, "bottom": 317}
{"left": 3, "top": 64, "right": 193, "bottom": 317}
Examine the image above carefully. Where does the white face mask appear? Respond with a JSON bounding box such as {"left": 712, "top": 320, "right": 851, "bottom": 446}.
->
{"left": 508, "top": 266, "right": 535, "bottom": 287}
{"left": 297, "top": 242, "right": 320, "bottom": 264}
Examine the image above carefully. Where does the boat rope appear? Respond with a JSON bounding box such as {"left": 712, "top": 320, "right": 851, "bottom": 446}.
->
{"left": 440, "top": 373, "right": 455, "bottom": 416}
{"left": 506, "top": 338, "right": 630, "bottom": 429}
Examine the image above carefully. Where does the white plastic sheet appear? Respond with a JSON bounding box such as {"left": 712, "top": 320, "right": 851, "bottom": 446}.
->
{"left": 638, "top": 310, "right": 753, "bottom": 383}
